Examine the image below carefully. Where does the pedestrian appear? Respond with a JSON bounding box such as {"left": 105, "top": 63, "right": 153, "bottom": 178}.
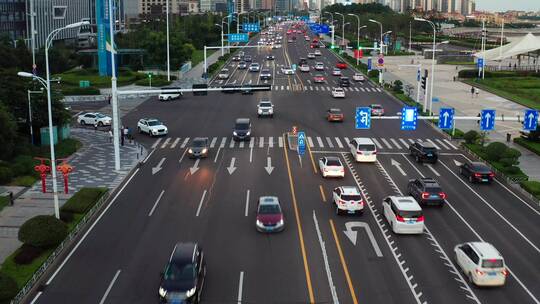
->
{"left": 108, "top": 130, "right": 113, "bottom": 143}
{"left": 124, "top": 126, "right": 129, "bottom": 142}
{"left": 476, "top": 113, "right": 481, "bottom": 125}
{"left": 108, "top": 94, "right": 111, "bottom": 105}
{"left": 471, "top": 86, "right": 475, "bottom": 98}
{"left": 94, "top": 122, "right": 98, "bottom": 131}
{"left": 8, "top": 191, "right": 14, "bottom": 206}
{"left": 475, "top": 88, "right": 479, "bottom": 98}
{"left": 120, "top": 126, "right": 125, "bottom": 146}
{"left": 453, "top": 76, "right": 456, "bottom": 82}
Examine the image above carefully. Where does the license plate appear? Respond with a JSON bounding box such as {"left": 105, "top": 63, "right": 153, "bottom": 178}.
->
{"left": 348, "top": 210, "right": 355, "bottom": 214}
{"left": 407, "top": 220, "right": 415, "bottom": 224}
{"left": 427, "top": 154, "right": 433, "bottom": 157}
{"left": 487, "top": 271, "right": 497, "bottom": 276}
{"left": 482, "top": 179, "right": 488, "bottom": 182}
{"left": 430, "top": 195, "right": 438, "bottom": 198}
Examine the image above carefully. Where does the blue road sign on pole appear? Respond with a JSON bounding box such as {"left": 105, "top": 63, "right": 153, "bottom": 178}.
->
{"left": 417, "top": 69, "right": 421, "bottom": 82}
{"left": 355, "top": 107, "right": 371, "bottom": 129}
{"left": 320, "top": 24, "right": 330, "bottom": 34}
{"left": 523, "top": 109, "right": 539, "bottom": 131}
{"left": 477, "top": 58, "right": 484, "bottom": 69}
{"left": 228, "top": 33, "right": 249, "bottom": 42}
{"left": 297, "top": 131, "right": 306, "bottom": 156}
{"left": 432, "top": 97, "right": 440, "bottom": 103}
{"left": 367, "top": 58, "right": 372, "bottom": 71}
{"left": 242, "top": 23, "right": 260, "bottom": 33}
{"left": 401, "top": 107, "right": 418, "bottom": 130}
{"left": 480, "top": 109, "right": 496, "bottom": 131}
{"left": 438, "top": 108, "right": 455, "bottom": 130}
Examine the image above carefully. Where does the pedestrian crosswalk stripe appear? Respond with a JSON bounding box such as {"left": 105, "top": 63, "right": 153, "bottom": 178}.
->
{"left": 249, "top": 137, "right": 255, "bottom": 148}
{"left": 435, "top": 139, "right": 449, "bottom": 150}
{"left": 335, "top": 137, "right": 343, "bottom": 148}
{"left": 308, "top": 137, "right": 314, "bottom": 148}
{"left": 161, "top": 138, "right": 171, "bottom": 149}
{"left": 407, "top": 138, "right": 415, "bottom": 144}
{"left": 220, "top": 137, "right": 227, "bottom": 148}
{"left": 229, "top": 139, "right": 235, "bottom": 148}
{"left": 278, "top": 136, "right": 283, "bottom": 148}
{"left": 371, "top": 138, "right": 383, "bottom": 149}
{"left": 361, "top": 88, "right": 366, "bottom": 92}
{"left": 326, "top": 137, "right": 334, "bottom": 148}
{"left": 181, "top": 138, "right": 189, "bottom": 148}
{"left": 443, "top": 139, "right": 458, "bottom": 150}
{"left": 399, "top": 138, "right": 409, "bottom": 148}
{"left": 344, "top": 137, "right": 350, "bottom": 147}
{"left": 316, "top": 137, "right": 324, "bottom": 148}
{"left": 427, "top": 139, "right": 440, "bottom": 150}
{"left": 354, "top": 88, "right": 359, "bottom": 92}
{"left": 269, "top": 136, "right": 274, "bottom": 148}
{"left": 315, "top": 86, "right": 319, "bottom": 91}
{"left": 381, "top": 138, "right": 393, "bottom": 149}
{"left": 310, "top": 86, "right": 313, "bottom": 90}
{"left": 259, "top": 137, "right": 264, "bottom": 148}
{"left": 287, "top": 86, "right": 290, "bottom": 90}
{"left": 171, "top": 138, "right": 181, "bottom": 149}
{"left": 239, "top": 141, "right": 245, "bottom": 148}
{"left": 376, "top": 88, "right": 382, "bottom": 92}
{"left": 281, "top": 85, "right": 284, "bottom": 90}
{"left": 151, "top": 138, "right": 162, "bottom": 149}
{"left": 390, "top": 138, "right": 401, "bottom": 150}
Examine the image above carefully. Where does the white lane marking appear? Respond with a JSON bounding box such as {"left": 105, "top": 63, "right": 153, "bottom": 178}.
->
{"left": 278, "top": 136, "right": 284, "bottom": 148}
{"left": 426, "top": 139, "right": 440, "bottom": 150}
{"left": 171, "top": 138, "right": 181, "bottom": 149}
{"left": 46, "top": 168, "right": 140, "bottom": 285}
{"left": 239, "top": 141, "right": 245, "bottom": 148}
{"left": 148, "top": 190, "right": 165, "bottom": 216}
{"left": 195, "top": 190, "right": 208, "bottom": 217}
{"left": 287, "top": 85, "right": 290, "bottom": 90}
{"left": 438, "top": 160, "right": 540, "bottom": 254}
{"left": 426, "top": 164, "right": 441, "bottom": 177}
{"left": 30, "top": 292, "right": 42, "bottom": 304}
{"left": 229, "top": 138, "right": 235, "bottom": 148}
{"left": 281, "top": 85, "right": 284, "bottom": 90}
{"left": 269, "top": 136, "right": 274, "bottom": 148}
{"left": 244, "top": 190, "right": 250, "bottom": 217}
{"left": 399, "top": 138, "right": 409, "bottom": 148}
{"left": 151, "top": 138, "right": 162, "bottom": 149}
{"left": 354, "top": 87, "right": 359, "bottom": 92}
{"left": 180, "top": 138, "right": 189, "bottom": 148}
{"left": 210, "top": 137, "right": 217, "bottom": 148}
{"left": 237, "top": 271, "right": 244, "bottom": 304}
{"left": 390, "top": 138, "right": 402, "bottom": 150}
{"left": 259, "top": 137, "right": 264, "bottom": 148}
{"left": 313, "top": 210, "right": 339, "bottom": 303}
{"left": 99, "top": 270, "right": 121, "bottom": 304}
{"left": 315, "top": 86, "right": 319, "bottom": 91}
{"left": 325, "top": 137, "right": 334, "bottom": 148}
{"left": 316, "top": 137, "right": 324, "bottom": 148}
{"left": 308, "top": 137, "right": 314, "bottom": 148}
{"left": 381, "top": 138, "right": 393, "bottom": 149}
{"left": 444, "top": 139, "right": 458, "bottom": 150}
{"left": 143, "top": 149, "right": 155, "bottom": 164}
{"left": 220, "top": 137, "right": 227, "bottom": 148}
{"left": 371, "top": 138, "right": 383, "bottom": 149}
{"left": 214, "top": 147, "right": 221, "bottom": 163}
{"left": 249, "top": 137, "right": 254, "bottom": 148}
{"left": 344, "top": 137, "right": 350, "bottom": 146}
{"left": 160, "top": 138, "right": 171, "bottom": 149}
{"left": 435, "top": 139, "right": 449, "bottom": 150}
{"left": 335, "top": 137, "right": 343, "bottom": 148}
{"left": 407, "top": 138, "right": 415, "bottom": 144}
{"left": 361, "top": 88, "right": 365, "bottom": 92}
{"left": 376, "top": 88, "right": 382, "bottom": 92}
{"left": 178, "top": 148, "right": 188, "bottom": 164}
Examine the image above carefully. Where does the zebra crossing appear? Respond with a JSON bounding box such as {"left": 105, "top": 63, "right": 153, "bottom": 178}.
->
{"left": 271, "top": 85, "right": 383, "bottom": 92}
{"left": 151, "top": 136, "right": 459, "bottom": 151}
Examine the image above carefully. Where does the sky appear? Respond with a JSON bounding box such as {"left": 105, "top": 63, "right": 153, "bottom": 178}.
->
{"left": 475, "top": 0, "right": 540, "bottom": 12}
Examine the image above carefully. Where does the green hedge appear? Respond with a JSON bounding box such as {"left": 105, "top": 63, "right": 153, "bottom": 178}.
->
{"left": 443, "top": 128, "right": 465, "bottom": 139}
{"left": 18, "top": 215, "right": 68, "bottom": 249}
{"left": 520, "top": 181, "right": 540, "bottom": 199}
{"left": 458, "top": 69, "right": 540, "bottom": 79}
{"left": 60, "top": 187, "right": 108, "bottom": 214}
{"left": 464, "top": 143, "right": 528, "bottom": 181}
{"left": 514, "top": 137, "right": 540, "bottom": 157}
{"left": 0, "top": 272, "right": 18, "bottom": 303}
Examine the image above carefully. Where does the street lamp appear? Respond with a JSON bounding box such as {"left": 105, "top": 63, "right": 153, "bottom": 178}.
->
{"left": 414, "top": 17, "right": 437, "bottom": 115}
{"left": 368, "top": 19, "right": 383, "bottom": 53}
{"left": 166, "top": 0, "right": 170, "bottom": 81}
{"left": 26, "top": 88, "right": 44, "bottom": 145}
{"left": 348, "top": 13, "right": 365, "bottom": 65}
{"left": 222, "top": 14, "right": 231, "bottom": 53}
{"left": 16, "top": 22, "right": 88, "bottom": 220}
{"left": 324, "top": 12, "right": 333, "bottom": 25}
{"left": 335, "top": 12, "right": 346, "bottom": 49}
{"left": 215, "top": 23, "right": 224, "bottom": 56}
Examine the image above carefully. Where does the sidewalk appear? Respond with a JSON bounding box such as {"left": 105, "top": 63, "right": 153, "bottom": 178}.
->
{"left": 0, "top": 128, "right": 146, "bottom": 264}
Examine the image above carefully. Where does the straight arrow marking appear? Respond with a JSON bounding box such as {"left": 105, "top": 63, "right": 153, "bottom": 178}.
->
{"left": 265, "top": 156, "right": 274, "bottom": 175}
{"left": 227, "top": 157, "right": 237, "bottom": 175}
{"left": 190, "top": 158, "right": 200, "bottom": 175}
{"left": 152, "top": 157, "right": 166, "bottom": 175}
{"left": 391, "top": 158, "right": 407, "bottom": 176}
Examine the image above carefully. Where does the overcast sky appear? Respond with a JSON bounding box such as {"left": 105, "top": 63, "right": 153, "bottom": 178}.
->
{"left": 475, "top": 0, "right": 540, "bottom": 12}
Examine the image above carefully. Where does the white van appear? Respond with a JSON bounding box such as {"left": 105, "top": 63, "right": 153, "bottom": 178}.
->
{"left": 349, "top": 138, "right": 377, "bottom": 162}
{"left": 382, "top": 196, "right": 424, "bottom": 234}
{"left": 454, "top": 242, "right": 507, "bottom": 286}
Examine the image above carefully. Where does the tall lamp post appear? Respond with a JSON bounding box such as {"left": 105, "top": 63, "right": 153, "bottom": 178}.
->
{"left": 335, "top": 12, "right": 345, "bottom": 49}
{"left": 166, "top": 0, "right": 170, "bottom": 81}
{"left": 368, "top": 19, "right": 383, "bottom": 53}
{"left": 223, "top": 15, "right": 231, "bottom": 53}
{"left": 215, "top": 23, "right": 224, "bottom": 56}
{"left": 324, "top": 12, "right": 334, "bottom": 48}
{"left": 17, "top": 21, "right": 89, "bottom": 219}
{"left": 26, "top": 88, "right": 44, "bottom": 145}
{"left": 348, "top": 14, "right": 366, "bottom": 65}
{"left": 414, "top": 17, "right": 437, "bottom": 114}
{"left": 237, "top": 12, "right": 247, "bottom": 33}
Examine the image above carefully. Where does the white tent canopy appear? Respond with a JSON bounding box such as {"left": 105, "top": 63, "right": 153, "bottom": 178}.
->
{"left": 474, "top": 33, "right": 540, "bottom": 61}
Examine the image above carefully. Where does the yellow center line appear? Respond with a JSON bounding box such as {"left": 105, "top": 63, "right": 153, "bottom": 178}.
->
{"left": 319, "top": 185, "right": 327, "bottom": 203}
{"left": 329, "top": 219, "right": 359, "bottom": 304}
{"left": 306, "top": 139, "right": 318, "bottom": 174}
{"left": 282, "top": 133, "right": 315, "bottom": 304}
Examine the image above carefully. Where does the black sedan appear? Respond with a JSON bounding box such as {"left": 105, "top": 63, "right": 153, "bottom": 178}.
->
{"left": 188, "top": 137, "right": 209, "bottom": 158}
{"left": 460, "top": 161, "right": 495, "bottom": 183}
{"left": 266, "top": 55, "right": 275, "bottom": 60}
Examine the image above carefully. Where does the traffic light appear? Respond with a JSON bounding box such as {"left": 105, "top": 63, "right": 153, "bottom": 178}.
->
{"left": 421, "top": 69, "right": 428, "bottom": 90}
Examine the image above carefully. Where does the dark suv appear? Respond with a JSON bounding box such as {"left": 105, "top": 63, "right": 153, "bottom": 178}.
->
{"left": 409, "top": 141, "right": 438, "bottom": 163}
{"left": 339, "top": 77, "right": 350, "bottom": 87}
{"left": 159, "top": 242, "right": 206, "bottom": 303}
{"left": 298, "top": 58, "right": 308, "bottom": 66}
{"left": 407, "top": 177, "right": 446, "bottom": 206}
{"left": 233, "top": 118, "right": 251, "bottom": 141}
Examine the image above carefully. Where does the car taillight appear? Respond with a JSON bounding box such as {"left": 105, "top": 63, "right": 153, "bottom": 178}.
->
{"left": 475, "top": 269, "right": 484, "bottom": 276}
{"left": 421, "top": 192, "right": 429, "bottom": 199}
{"left": 474, "top": 173, "right": 482, "bottom": 178}
{"left": 340, "top": 168, "right": 344, "bottom": 172}
{"left": 356, "top": 151, "right": 363, "bottom": 155}
{"left": 396, "top": 215, "right": 405, "bottom": 222}
{"left": 489, "top": 172, "right": 495, "bottom": 177}
{"left": 502, "top": 269, "right": 508, "bottom": 276}
{"left": 416, "top": 215, "right": 424, "bottom": 222}
{"left": 439, "top": 192, "right": 447, "bottom": 199}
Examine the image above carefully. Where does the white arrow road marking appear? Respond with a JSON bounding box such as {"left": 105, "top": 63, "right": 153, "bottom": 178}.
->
{"left": 227, "top": 157, "right": 237, "bottom": 175}
{"left": 391, "top": 158, "right": 407, "bottom": 176}
{"left": 152, "top": 157, "right": 165, "bottom": 175}
{"left": 190, "top": 158, "right": 200, "bottom": 175}
{"left": 343, "top": 221, "right": 383, "bottom": 257}
{"left": 151, "top": 138, "right": 162, "bottom": 149}
{"left": 313, "top": 211, "right": 339, "bottom": 304}
{"left": 265, "top": 157, "right": 274, "bottom": 175}
{"left": 426, "top": 164, "right": 440, "bottom": 176}
{"left": 454, "top": 159, "right": 462, "bottom": 167}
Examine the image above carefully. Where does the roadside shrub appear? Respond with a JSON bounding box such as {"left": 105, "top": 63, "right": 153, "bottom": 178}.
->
{"left": 0, "top": 273, "right": 18, "bottom": 302}
{"left": 13, "top": 244, "right": 44, "bottom": 265}
{"left": 393, "top": 80, "right": 403, "bottom": 93}
{"left": 458, "top": 69, "right": 478, "bottom": 78}
{"left": 500, "top": 148, "right": 521, "bottom": 166}
{"left": 18, "top": 215, "right": 68, "bottom": 249}
{"left": 10, "top": 155, "right": 35, "bottom": 176}
{"left": 368, "top": 70, "right": 379, "bottom": 79}
{"left": 485, "top": 142, "right": 508, "bottom": 162}
{"left": 0, "top": 166, "right": 13, "bottom": 184}
{"left": 60, "top": 187, "right": 107, "bottom": 214}
{"left": 463, "top": 130, "right": 480, "bottom": 144}
{"left": 504, "top": 166, "right": 521, "bottom": 175}
{"left": 520, "top": 181, "right": 540, "bottom": 196}
{"left": 59, "top": 211, "right": 74, "bottom": 223}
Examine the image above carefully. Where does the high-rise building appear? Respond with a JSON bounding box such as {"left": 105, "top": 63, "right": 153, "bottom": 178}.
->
{"left": 0, "top": 0, "right": 26, "bottom": 41}
{"left": 237, "top": 0, "right": 249, "bottom": 13}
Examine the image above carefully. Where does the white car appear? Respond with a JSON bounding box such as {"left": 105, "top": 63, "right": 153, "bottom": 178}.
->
{"left": 137, "top": 118, "right": 168, "bottom": 137}
{"left": 332, "top": 68, "right": 342, "bottom": 76}
{"left": 249, "top": 63, "right": 260, "bottom": 72}
{"left": 218, "top": 68, "right": 230, "bottom": 79}
{"left": 257, "top": 99, "right": 274, "bottom": 117}
{"left": 314, "top": 50, "right": 322, "bottom": 56}
{"left": 281, "top": 67, "right": 294, "bottom": 75}
{"left": 77, "top": 112, "right": 111, "bottom": 126}
{"left": 299, "top": 64, "right": 310, "bottom": 72}
{"left": 454, "top": 242, "right": 507, "bottom": 287}
{"left": 272, "top": 44, "right": 282, "bottom": 49}
{"left": 159, "top": 87, "right": 183, "bottom": 101}
{"left": 315, "top": 62, "right": 324, "bottom": 70}
{"left": 307, "top": 53, "right": 316, "bottom": 59}
{"left": 331, "top": 87, "right": 345, "bottom": 98}
{"left": 305, "top": 36, "right": 310, "bottom": 41}
{"left": 353, "top": 73, "right": 365, "bottom": 82}
{"left": 382, "top": 196, "right": 424, "bottom": 234}
{"left": 349, "top": 138, "right": 377, "bottom": 162}
{"left": 319, "top": 156, "right": 345, "bottom": 178}
{"left": 332, "top": 186, "right": 364, "bottom": 215}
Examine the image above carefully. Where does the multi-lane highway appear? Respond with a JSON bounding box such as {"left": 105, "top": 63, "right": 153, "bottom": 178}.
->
{"left": 32, "top": 22, "right": 540, "bottom": 304}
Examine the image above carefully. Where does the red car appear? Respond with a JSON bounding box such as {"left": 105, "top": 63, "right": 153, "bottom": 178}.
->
{"left": 327, "top": 108, "right": 344, "bottom": 122}
{"left": 336, "top": 61, "right": 347, "bottom": 69}
{"left": 313, "top": 74, "right": 325, "bottom": 83}
{"left": 256, "top": 196, "right": 284, "bottom": 233}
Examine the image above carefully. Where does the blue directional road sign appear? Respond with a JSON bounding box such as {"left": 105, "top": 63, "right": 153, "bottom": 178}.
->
{"left": 228, "top": 33, "right": 249, "bottom": 43}
{"left": 355, "top": 107, "right": 372, "bottom": 129}
{"left": 401, "top": 107, "right": 418, "bottom": 130}
{"left": 320, "top": 24, "right": 330, "bottom": 34}
{"left": 477, "top": 58, "right": 484, "bottom": 69}
{"left": 523, "top": 109, "right": 539, "bottom": 131}
{"left": 438, "top": 108, "right": 455, "bottom": 130}
{"left": 242, "top": 23, "right": 260, "bottom": 33}
{"left": 367, "top": 58, "right": 372, "bottom": 71}
{"left": 417, "top": 69, "right": 421, "bottom": 82}
{"left": 297, "top": 131, "right": 306, "bottom": 156}
{"left": 480, "top": 109, "right": 496, "bottom": 131}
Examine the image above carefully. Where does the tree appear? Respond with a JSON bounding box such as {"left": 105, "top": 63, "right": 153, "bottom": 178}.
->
{"left": 0, "top": 103, "right": 17, "bottom": 160}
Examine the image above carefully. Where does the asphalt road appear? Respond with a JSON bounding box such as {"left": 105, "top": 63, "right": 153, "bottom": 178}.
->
{"left": 32, "top": 22, "right": 540, "bottom": 304}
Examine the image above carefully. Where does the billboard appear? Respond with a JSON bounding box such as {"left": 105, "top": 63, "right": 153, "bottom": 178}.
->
{"left": 96, "top": 0, "right": 116, "bottom": 76}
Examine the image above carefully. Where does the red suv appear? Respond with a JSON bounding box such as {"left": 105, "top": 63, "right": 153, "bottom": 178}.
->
{"left": 336, "top": 61, "right": 347, "bottom": 69}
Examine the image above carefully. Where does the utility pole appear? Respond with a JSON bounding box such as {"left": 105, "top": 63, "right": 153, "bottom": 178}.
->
{"left": 166, "top": 0, "right": 170, "bottom": 81}
{"left": 109, "top": 0, "right": 121, "bottom": 171}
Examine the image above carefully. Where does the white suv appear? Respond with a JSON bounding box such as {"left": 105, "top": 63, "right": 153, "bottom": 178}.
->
{"left": 137, "top": 118, "right": 168, "bottom": 137}
{"left": 257, "top": 99, "right": 274, "bottom": 117}
{"left": 454, "top": 242, "right": 507, "bottom": 286}
{"left": 159, "top": 87, "right": 183, "bottom": 101}
{"left": 218, "top": 68, "right": 230, "bottom": 79}
{"left": 332, "top": 186, "right": 364, "bottom": 215}
{"left": 349, "top": 138, "right": 377, "bottom": 162}
{"left": 382, "top": 196, "right": 424, "bottom": 234}
{"left": 331, "top": 87, "right": 345, "bottom": 98}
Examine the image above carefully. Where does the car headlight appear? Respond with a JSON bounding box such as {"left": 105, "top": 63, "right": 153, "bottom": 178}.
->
{"left": 233, "top": 131, "right": 238, "bottom": 136}
{"left": 256, "top": 220, "right": 265, "bottom": 228}
{"left": 258, "top": 109, "right": 262, "bottom": 114}
{"left": 188, "top": 149, "right": 193, "bottom": 154}
{"left": 277, "top": 219, "right": 284, "bottom": 226}
{"left": 246, "top": 131, "right": 251, "bottom": 136}
{"left": 202, "top": 148, "right": 207, "bottom": 154}
{"left": 185, "top": 287, "right": 196, "bottom": 298}
{"left": 159, "top": 287, "right": 167, "bottom": 297}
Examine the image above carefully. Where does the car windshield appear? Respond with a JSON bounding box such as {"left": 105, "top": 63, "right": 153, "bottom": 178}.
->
{"left": 260, "top": 102, "right": 272, "bottom": 107}
{"left": 192, "top": 140, "right": 207, "bottom": 147}
{"left": 262, "top": 70, "right": 270, "bottom": 73}
{"left": 259, "top": 204, "right": 280, "bottom": 214}
{"left": 236, "top": 123, "right": 250, "bottom": 130}
{"left": 372, "top": 105, "right": 382, "bottom": 109}
{"left": 425, "top": 187, "right": 442, "bottom": 193}
{"left": 326, "top": 159, "right": 342, "bottom": 166}
{"left": 482, "top": 259, "right": 504, "bottom": 268}
{"left": 341, "top": 194, "right": 362, "bottom": 201}
{"left": 358, "top": 144, "right": 376, "bottom": 151}
{"left": 148, "top": 121, "right": 161, "bottom": 126}
{"left": 96, "top": 114, "right": 105, "bottom": 118}
{"left": 164, "top": 262, "right": 196, "bottom": 281}
{"left": 423, "top": 148, "right": 437, "bottom": 153}
{"left": 472, "top": 164, "right": 490, "bottom": 172}
{"left": 329, "top": 109, "right": 341, "bottom": 114}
